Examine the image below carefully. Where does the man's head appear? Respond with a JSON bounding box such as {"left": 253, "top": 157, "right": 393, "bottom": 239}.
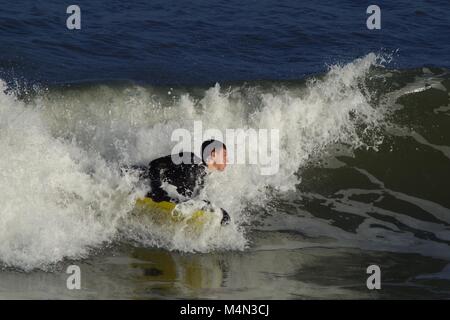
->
{"left": 201, "top": 139, "right": 227, "bottom": 171}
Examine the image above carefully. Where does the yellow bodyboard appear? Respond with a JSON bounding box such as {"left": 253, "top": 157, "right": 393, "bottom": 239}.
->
{"left": 134, "top": 197, "right": 210, "bottom": 227}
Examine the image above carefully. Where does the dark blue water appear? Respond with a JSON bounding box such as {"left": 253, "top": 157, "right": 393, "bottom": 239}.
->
{"left": 0, "top": 0, "right": 449, "bottom": 86}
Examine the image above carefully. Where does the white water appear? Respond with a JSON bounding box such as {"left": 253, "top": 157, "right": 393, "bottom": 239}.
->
{"left": 0, "top": 53, "right": 387, "bottom": 270}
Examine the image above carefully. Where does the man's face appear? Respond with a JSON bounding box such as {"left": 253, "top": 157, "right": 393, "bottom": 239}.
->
{"left": 211, "top": 147, "right": 227, "bottom": 171}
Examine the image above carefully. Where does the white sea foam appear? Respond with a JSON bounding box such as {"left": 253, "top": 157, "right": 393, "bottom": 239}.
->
{"left": 0, "top": 53, "right": 387, "bottom": 269}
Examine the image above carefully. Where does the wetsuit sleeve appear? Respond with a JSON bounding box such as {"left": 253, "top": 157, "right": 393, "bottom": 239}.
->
{"left": 145, "top": 156, "right": 172, "bottom": 202}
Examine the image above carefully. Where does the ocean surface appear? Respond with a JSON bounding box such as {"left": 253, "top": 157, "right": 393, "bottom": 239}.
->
{"left": 0, "top": 0, "right": 449, "bottom": 299}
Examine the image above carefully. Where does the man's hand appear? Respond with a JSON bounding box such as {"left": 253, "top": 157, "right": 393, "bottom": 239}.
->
{"left": 199, "top": 200, "right": 231, "bottom": 225}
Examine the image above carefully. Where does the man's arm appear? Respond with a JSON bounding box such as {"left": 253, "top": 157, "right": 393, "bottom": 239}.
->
{"left": 145, "top": 156, "right": 174, "bottom": 202}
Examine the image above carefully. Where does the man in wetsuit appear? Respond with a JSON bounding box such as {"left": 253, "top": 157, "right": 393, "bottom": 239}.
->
{"left": 135, "top": 139, "right": 230, "bottom": 224}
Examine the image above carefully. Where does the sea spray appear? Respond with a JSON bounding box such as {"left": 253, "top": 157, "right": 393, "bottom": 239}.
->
{"left": 0, "top": 53, "right": 388, "bottom": 269}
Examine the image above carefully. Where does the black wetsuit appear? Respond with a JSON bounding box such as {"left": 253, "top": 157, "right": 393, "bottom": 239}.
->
{"left": 143, "top": 152, "right": 207, "bottom": 203}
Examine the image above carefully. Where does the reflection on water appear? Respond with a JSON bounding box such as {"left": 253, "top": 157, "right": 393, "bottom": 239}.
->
{"left": 1, "top": 241, "right": 449, "bottom": 299}
{"left": 129, "top": 248, "right": 225, "bottom": 298}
